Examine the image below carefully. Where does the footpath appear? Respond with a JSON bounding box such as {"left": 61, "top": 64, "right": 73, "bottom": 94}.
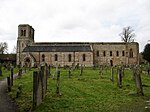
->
{"left": 0, "top": 75, "right": 18, "bottom": 112}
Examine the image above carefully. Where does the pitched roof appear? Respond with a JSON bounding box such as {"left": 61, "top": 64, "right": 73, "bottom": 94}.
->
{"left": 23, "top": 45, "right": 92, "bottom": 52}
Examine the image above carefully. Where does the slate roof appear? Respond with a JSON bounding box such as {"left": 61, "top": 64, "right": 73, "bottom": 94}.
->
{"left": 23, "top": 45, "right": 92, "bottom": 52}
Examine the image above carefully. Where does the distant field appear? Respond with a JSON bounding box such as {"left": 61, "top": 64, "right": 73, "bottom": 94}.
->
{"left": 9, "top": 67, "right": 150, "bottom": 112}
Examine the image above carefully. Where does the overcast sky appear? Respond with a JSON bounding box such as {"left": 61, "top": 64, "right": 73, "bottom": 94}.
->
{"left": 0, "top": 0, "right": 150, "bottom": 53}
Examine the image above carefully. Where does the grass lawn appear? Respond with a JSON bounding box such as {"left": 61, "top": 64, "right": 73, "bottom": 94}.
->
{"left": 9, "top": 67, "right": 150, "bottom": 112}
{"left": 0, "top": 66, "right": 19, "bottom": 80}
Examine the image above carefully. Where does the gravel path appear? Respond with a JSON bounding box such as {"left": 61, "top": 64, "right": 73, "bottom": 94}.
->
{"left": 0, "top": 76, "right": 18, "bottom": 112}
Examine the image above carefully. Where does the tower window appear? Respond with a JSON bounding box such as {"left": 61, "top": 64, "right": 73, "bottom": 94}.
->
{"left": 55, "top": 54, "right": 58, "bottom": 61}
{"left": 42, "top": 54, "right": 45, "bottom": 62}
{"left": 23, "top": 30, "right": 26, "bottom": 36}
{"left": 116, "top": 51, "right": 119, "bottom": 57}
{"left": 110, "top": 51, "right": 112, "bottom": 56}
{"left": 21, "top": 30, "right": 24, "bottom": 36}
{"left": 21, "top": 30, "right": 26, "bottom": 36}
{"left": 83, "top": 54, "right": 86, "bottom": 61}
{"left": 96, "top": 51, "right": 99, "bottom": 57}
{"left": 68, "top": 54, "right": 72, "bottom": 62}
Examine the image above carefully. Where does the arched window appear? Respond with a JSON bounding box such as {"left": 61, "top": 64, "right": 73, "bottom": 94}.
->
{"left": 21, "top": 30, "right": 24, "bottom": 36}
{"left": 129, "top": 48, "right": 133, "bottom": 58}
{"left": 110, "top": 51, "right": 112, "bottom": 56}
{"left": 116, "top": 51, "right": 119, "bottom": 56}
{"left": 83, "top": 54, "right": 86, "bottom": 61}
{"left": 42, "top": 54, "right": 45, "bottom": 62}
{"left": 122, "top": 51, "right": 125, "bottom": 56}
{"left": 23, "top": 30, "right": 26, "bottom": 36}
{"left": 96, "top": 51, "right": 99, "bottom": 57}
{"left": 103, "top": 51, "right": 106, "bottom": 57}
{"left": 55, "top": 54, "right": 58, "bottom": 61}
{"left": 68, "top": 54, "right": 71, "bottom": 62}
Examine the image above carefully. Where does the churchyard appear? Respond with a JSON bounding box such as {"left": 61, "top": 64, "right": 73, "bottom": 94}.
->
{"left": 0, "top": 64, "right": 150, "bottom": 112}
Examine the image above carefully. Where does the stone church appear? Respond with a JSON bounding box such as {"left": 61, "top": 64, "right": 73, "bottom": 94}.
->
{"left": 16, "top": 24, "right": 139, "bottom": 67}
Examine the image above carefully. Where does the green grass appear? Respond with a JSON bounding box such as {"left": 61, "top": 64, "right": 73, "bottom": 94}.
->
{"left": 10, "top": 67, "right": 150, "bottom": 112}
{"left": 0, "top": 67, "right": 19, "bottom": 80}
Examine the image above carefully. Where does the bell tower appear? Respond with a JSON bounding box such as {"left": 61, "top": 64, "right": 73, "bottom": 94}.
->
{"left": 16, "top": 24, "right": 35, "bottom": 65}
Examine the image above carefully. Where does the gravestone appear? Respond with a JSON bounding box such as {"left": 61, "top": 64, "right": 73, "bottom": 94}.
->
{"left": 99, "top": 65, "right": 103, "bottom": 78}
{"left": 10, "top": 68, "right": 13, "bottom": 86}
{"left": 7, "top": 76, "right": 11, "bottom": 92}
{"left": 110, "top": 66, "right": 114, "bottom": 82}
{"left": 68, "top": 68, "right": 72, "bottom": 78}
{"left": 18, "top": 69, "right": 22, "bottom": 78}
{"left": 32, "top": 65, "right": 48, "bottom": 110}
{"left": 117, "top": 66, "right": 122, "bottom": 88}
{"left": 56, "top": 70, "right": 61, "bottom": 96}
{"left": 0, "top": 65, "right": 2, "bottom": 76}
{"left": 16, "top": 84, "right": 22, "bottom": 98}
{"left": 134, "top": 66, "right": 144, "bottom": 96}
{"left": 80, "top": 65, "right": 83, "bottom": 76}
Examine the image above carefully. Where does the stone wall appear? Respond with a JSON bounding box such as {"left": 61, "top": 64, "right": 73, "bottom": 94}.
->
{"left": 92, "top": 42, "right": 139, "bottom": 65}
{"left": 24, "top": 51, "right": 93, "bottom": 67}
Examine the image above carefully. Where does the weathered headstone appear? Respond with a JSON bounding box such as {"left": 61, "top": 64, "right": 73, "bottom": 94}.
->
{"left": 48, "top": 65, "right": 51, "bottom": 76}
{"left": 68, "top": 68, "right": 72, "bottom": 78}
{"left": 110, "top": 66, "right": 114, "bottom": 82}
{"left": 99, "top": 65, "right": 103, "bottom": 78}
{"left": 18, "top": 69, "right": 22, "bottom": 78}
{"left": 7, "top": 76, "right": 11, "bottom": 92}
{"left": 0, "top": 65, "right": 2, "bottom": 76}
{"left": 32, "top": 65, "right": 48, "bottom": 110}
{"left": 56, "top": 70, "right": 61, "bottom": 96}
{"left": 16, "top": 84, "right": 22, "bottom": 98}
{"left": 10, "top": 68, "right": 13, "bottom": 86}
{"left": 121, "top": 66, "right": 125, "bottom": 78}
{"left": 80, "top": 65, "right": 83, "bottom": 76}
{"left": 117, "top": 67, "right": 122, "bottom": 88}
{"left": 52, "top": 70, "right": 56, "bottom": 80}
{"left": 134, "top": 66, "right": 144, "bottom": 96}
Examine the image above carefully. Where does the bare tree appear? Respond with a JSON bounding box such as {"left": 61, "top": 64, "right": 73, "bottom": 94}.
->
{"left": 11, "top": 45, "right": 17, "bottom": 54}
{"left": 0, "top": 42, "right": 8, "bottom": 54}
{"left": 119, "top": 26, "right": 135, "bottom": 43}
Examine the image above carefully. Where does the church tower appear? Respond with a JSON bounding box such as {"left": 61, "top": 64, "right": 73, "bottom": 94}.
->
{"left": 16, "top": 24, "right": 35, "bottom": 66}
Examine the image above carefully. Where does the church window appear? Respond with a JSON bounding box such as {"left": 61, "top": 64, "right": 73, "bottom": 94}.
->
{"left": 68, "top": 54, "right": 72, "bottom": 62}
{"left": 110, "top": 51, "right": 112, "bottom": 56}
{"left": 96, "top": 51, "right": 99, "bottom": 57}
{"left": 83, "top": 54, "right": 86, "bottom": 61}
{"left": 103, "top": 51, "right": 106, "bottom": 57}
{"left": 55, "top": 54, "right": 58, "bottom": 61}
{"left": 116, "top": 51, "right": 119, "bottom": 56}
{"left": 129, "top": 48, "right": 133, "bottom": 58}
{"left": 122, "top": 51, "right": 125, "bottom": 56}
{"left": 42, "top": 54, "right": 45, "bottom": 62}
